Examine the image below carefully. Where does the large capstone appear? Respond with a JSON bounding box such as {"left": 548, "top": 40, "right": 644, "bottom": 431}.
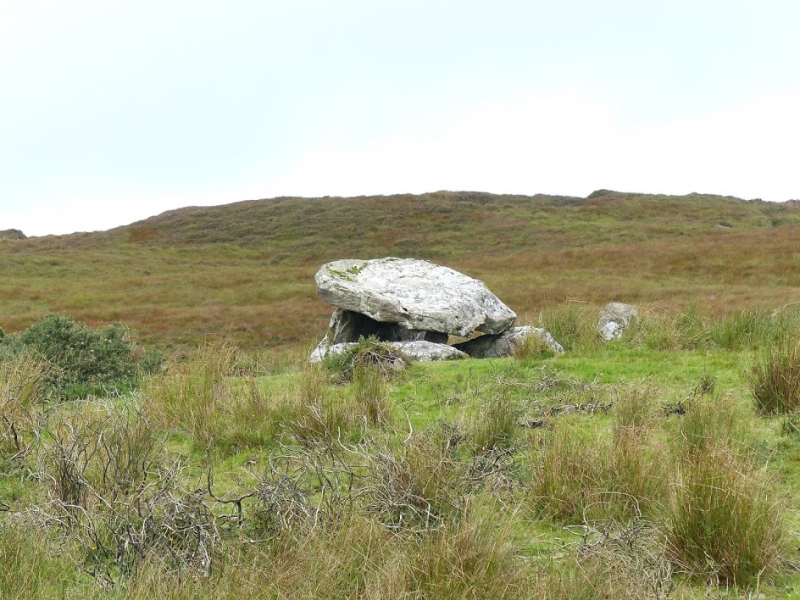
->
{"left": 454, "top": 326, "right": 564, "bottom": 358}
{"left": 315, "top": 258, "right": 516, "bottom": 337}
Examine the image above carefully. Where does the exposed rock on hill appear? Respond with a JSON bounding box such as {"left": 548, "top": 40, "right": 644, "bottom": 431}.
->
{"left": 598, "top": 302, "right": 639, "bottom": 341}
{"left": 0, "top": 229, "right": 26, "bottom": 240}
{"left": 316, "top": 257, "right": 516, "bottom": 337}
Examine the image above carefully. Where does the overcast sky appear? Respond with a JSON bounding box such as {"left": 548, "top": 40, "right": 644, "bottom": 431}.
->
{"left": 2, "top": 0, "right": 799, "bottom": 236}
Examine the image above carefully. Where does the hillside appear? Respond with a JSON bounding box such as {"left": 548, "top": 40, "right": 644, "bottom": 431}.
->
{"left": 2, "top": 190, "right": 800, "bottom": 349}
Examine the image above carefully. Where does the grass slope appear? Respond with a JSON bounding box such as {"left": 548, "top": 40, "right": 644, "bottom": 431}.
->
{"left": 2, "top": 190, "right": 800, "bottom": 350}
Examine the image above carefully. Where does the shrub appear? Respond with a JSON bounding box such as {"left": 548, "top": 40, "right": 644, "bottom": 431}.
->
{"left": 1, "top": 314, "right": 139, "bottom": 400}
{"left": 749, "top": 337, "right": 800, "bottom": 415}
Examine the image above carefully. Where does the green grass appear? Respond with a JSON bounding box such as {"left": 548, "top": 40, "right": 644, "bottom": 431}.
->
{"left": 5, "top": 192, "right": 800, "bottom": 596}
{"left": 2, "top": 318, "right": 800, "bottom": 597}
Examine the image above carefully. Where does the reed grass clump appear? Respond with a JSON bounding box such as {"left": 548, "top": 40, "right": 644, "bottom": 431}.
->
{"left": 470, "top": 391, "right": 519, "bottom": 452}
{"left": 536, "top": 304, "right": 597, "bottom": 352}
{"left": 351, "top": 365, "right": 392, "bottom": 427}
{"left": 142, "top": 342, "right": 234, "bottom": 448}
{"left": 0, "top": 356, "right": 46, "bottom": 466}
{"left": 293, "top": 364, "right": 353, "bottom": 444}
{"left": 749, "top": 337, "right": 800, "bottom": 415}
{"left": 666, "top": 444, "right": 784, "bottom": 586}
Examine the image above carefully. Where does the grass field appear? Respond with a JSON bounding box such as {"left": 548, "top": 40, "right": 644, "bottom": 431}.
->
{"left": 3, "top": 190, "right": 800, "bottom": 598}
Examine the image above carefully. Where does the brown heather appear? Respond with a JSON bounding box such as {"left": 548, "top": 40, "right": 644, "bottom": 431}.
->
{"left": 1, "top": 191, "right": 799, "bottom": 352}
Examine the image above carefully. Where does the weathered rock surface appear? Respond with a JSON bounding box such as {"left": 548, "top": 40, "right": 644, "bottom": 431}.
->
{"left": 309, "top": 340, "right": 468, "bottom": 363}
{"left": 315, "top": 258, "right": 516, "bottom": 337}
{"left": 454, "top": 326, "right": 564, "bottom": 358}
{"left": 598, "top": 302, "right": 639, "bottom": 341}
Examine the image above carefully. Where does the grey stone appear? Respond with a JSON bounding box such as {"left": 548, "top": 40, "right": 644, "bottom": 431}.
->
{"left": 309, "top": 340, "right": 468, "bottom": 363}
{"left": 454, "top": 326, "right": 564, "bottom": 358}
{"left": 315, "top": 258, "right": 516, "bottom": 337}
{"left": 598, "top": 302, "right": 639, "bottom": 341}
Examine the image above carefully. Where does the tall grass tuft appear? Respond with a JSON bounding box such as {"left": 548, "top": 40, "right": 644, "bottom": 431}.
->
{"left": 1, "top": 356, "right": 46, "bottom": 466}
{"left": 536, "top": 303, "right": 597, "bottom": 352}
{"left": 403, "top": 506, "right": 526, "bottom": 599}
{"left": 609, "top": 386, "right": 666, "bottom": 518}
{"left": 710, "top": 309, "right": 783, "bottom": 350}
{"left": 351, "top": 365, "right": 392, "bottom": 427}
{"left": 142, "top": 341, "right": 234, "bottom": 448}
{"left": 529, "top": 418, "right": 607, "bottom": 521}
{"left": 666, "top": 444, "right": 784, "bottom": 586}
{"left": 749, "top": 337, "right": 800, "bottom": 415}
{"left": 675, "top": 391, "right": 748, "bottom": 457}
{"left": 470, "top": 391, "right": 518, "bottom": 452}
{"left": 293, "top": 364, "right": 352, "bottom": 444}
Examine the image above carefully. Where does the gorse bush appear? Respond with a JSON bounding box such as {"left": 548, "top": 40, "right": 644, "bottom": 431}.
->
{"left": 0, "top": 314, "right": 140, "bottom": 400}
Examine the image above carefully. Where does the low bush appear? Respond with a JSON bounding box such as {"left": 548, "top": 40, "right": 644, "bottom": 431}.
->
{"left": 0, "top": 314, "right": 140, "bottom": 400}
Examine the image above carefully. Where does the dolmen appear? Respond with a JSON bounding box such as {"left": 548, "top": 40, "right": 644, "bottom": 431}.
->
{"left": 310, "top": 257, "right": 563, "bottom": 362}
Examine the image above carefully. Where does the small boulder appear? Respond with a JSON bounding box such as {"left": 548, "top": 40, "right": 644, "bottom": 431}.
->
{"left": 454, "top": 326, "right": 564, "bottom": 358}
{"left": 310, "top": 340, "right": 468, "bottom": 363}
{"left": 315, "top": 258, "right": 516, "bottom": 337}
{"left": 598, "top": 302, "right": 639, "bottom": 341}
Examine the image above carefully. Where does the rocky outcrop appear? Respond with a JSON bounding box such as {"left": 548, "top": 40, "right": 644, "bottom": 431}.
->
{"left": 0, "top": 229, "right": 26, "bottom": 240}
{"left": 454, "top": 326, "right": 564, "bottom": 358}
{"left": 598, "top": 302, "right": 639, "bottom": 341}
{"left": 309, "top": 340, "right": 468, "bottom": 363}
{"left": 316, "top": 258, "right": 516, "bottom": 337}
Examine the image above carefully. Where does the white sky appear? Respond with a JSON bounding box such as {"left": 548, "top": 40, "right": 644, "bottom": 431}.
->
{"left": 1, "top": 0, "right": 799, "bottom": 236}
